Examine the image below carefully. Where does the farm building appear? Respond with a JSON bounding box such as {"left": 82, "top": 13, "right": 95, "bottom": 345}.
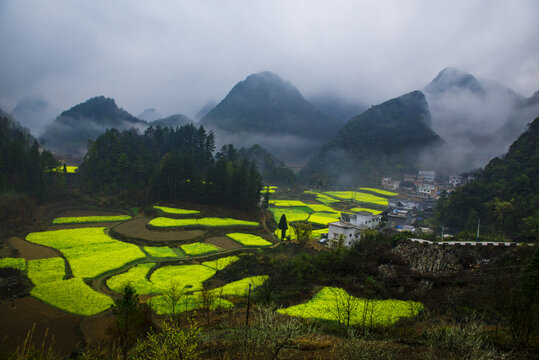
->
{"left": 326, "top": 211, "right": 382, "bottom": 247}
{"left": 387, "top": 209, "right": 414, "bottom": 228}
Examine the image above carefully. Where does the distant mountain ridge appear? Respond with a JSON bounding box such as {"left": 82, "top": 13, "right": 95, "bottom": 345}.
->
{"left": 301, "top": 90, "right": 443, "bottom": 186}
{"left": 150, "top": 114, "right": 193, "bottom": 128}
{"left": 40, "top": 96, "right": 146, "bottom": 157}
{"left": 424, "top": 67, "right": 537, "bottom": 171}
{"left": 201, "top": 71, "right": 338, "bottom": 140}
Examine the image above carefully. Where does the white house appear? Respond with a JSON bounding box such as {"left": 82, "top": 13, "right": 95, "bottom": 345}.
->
{"left": 418, "top": 170, "right": 436, "bottom": 183}
{"left": 327, "top": 211, "right": 381, "bottom": 247}
{"left": 417, "top": 182, "right": 437, "bottom": 198}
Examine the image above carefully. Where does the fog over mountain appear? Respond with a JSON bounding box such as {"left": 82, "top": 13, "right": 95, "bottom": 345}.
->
{"left": 1, "top": 1, "right": 537, "bottom": 136}
{"left": 423, "top": 67, "right": 537, "bottom": 172}
{"left": 138, "top": 108, "right": 163, "bottom": 122}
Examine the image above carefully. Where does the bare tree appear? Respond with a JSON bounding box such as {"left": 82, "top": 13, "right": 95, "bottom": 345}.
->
{"left": 161, "top": 280, "right": 184, "bottom": 321}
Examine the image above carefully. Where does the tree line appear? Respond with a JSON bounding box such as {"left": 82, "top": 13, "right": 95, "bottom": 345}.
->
{"left": 0, "top": 115, "right": 59, "bottom": 199}
{"left": 79, "top": 124, "right": 262, "bottom": 211}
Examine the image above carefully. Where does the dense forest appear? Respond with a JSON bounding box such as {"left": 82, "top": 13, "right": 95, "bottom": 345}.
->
{"left": 79, "top": 124, "right": 262, "bottom": 211}
{"left": 0, "top": 115, "right": 59, "bottom": 198}
{"left": 435, "top": 117, "right": 539, "bottom": 241}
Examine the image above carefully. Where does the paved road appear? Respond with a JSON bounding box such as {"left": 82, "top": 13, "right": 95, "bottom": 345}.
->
{"left": 408, "top": 238, "right": 535, "bottom": 247}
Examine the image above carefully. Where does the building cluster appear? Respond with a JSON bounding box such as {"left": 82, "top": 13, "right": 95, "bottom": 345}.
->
{"left": 322, "top": 196, "right": 436, "bottom": 248}
{"left": 382, "top": 170, "right": 470, "bottom": 199}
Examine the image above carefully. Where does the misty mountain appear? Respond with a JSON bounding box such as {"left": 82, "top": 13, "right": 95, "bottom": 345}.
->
{"left": 301, "top": 90, "right": 443, "bottom": 186}
{"left": 40, "top": 96, "right": 146, "bottom": 157}
{"left": 425, "top": 67, "right": 485, "bottom": 95}
{"left": 11, "top": 97, "right": 58, "bottom": 137}
{"left": 138, "top": 108, "right": 163, "bottom": 122}
{"left": 0, "top": 107, "right": 36, "bottom": 144}
{"left": 149, "top": 114, "right": 193, "bottom": 128}
{"left": 424, "top": 67, "right": 531, "bottom": 172}
{"left": 435, "top": 116, "right": 539, "bottom": 240}
{"left": 194, "top": 101, "right": 217, "bottom": 121}
{"left": 308, "top": 93, "right": 366, "bottom": 124}
{"left": 238, "top": 144, "right": 296, "bottom": 185}
{"left": 201, "top": 71, "right": 338, "bottom": 140}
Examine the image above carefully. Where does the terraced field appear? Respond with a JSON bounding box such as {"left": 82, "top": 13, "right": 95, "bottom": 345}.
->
{"left": 277, "top": 287, "right": 423, "bottom": 326}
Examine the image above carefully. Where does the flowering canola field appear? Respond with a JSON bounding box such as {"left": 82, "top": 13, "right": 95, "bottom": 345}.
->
{"left": 180, "top": 242, "right": 222, "bottom": 256}
{"left": 324, "top": 191, "right": 388, "bottom": 206}
{"left": 210, "top": 275, "right": 269, "bottom": 297}
{"left": 153, "top": 206, "right": 200, "bottom": 215}
{"left": 52, "top": 215, "right": 132, "bottom": 224}
{"left": 358, "top": 187, "right": 398, "bottom": 196}
{"left": 149, "top": 217, "right": 259, "bottom": 228}
{"left": 226, "top": 233, "right": 272, "bottom": 247}
{"left": 31, "top": 278, "right": 114, "bottom": 316}
{"left": 106, "top": 262, "right": 156, "bottom": 294}
{"left": 26, "top": 228, "right": 145, "bottom": 278}
{"left": 0, "top": 257, "right": 26, "bottom": 271}
{"left": 277, "top": 287, "right": 423, "bottom": 326}
{"left": 27, "top": 258, "right": 65, "bottom": 285}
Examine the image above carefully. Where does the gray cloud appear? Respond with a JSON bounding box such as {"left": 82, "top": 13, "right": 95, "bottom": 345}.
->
{"left": 1, "top": 0, "right": 538, "bottom": 136}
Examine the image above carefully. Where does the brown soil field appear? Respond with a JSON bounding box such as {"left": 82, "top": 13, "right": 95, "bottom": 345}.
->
{"left": 113, "top": 217, "right": 205, "bottom": 242}
{"left": 52, "top": 209, "right": 127, "bottom": 218}
{"left": 79, "top": 313, "right": 115, "bottom": 347}
{"left": 7, "top": 237, "right": 60, "bottom": 260}
{"left": 0, "top": 297, "right": 82, "bottom": 357}
{"left": 47, "top": 222, "right": 123, "bottom": 231}
{"left": 205, "top": 236, "right": 243, "bottom": 250}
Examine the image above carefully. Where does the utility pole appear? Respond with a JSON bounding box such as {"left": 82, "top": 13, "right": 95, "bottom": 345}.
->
{"left": 245, "top": 282, "right": 252, "bottom": 328}
{"left": 440, "top": 226, "right": 445, "bottom": 241}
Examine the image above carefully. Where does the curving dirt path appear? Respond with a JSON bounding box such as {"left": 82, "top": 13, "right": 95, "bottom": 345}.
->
{"left": 7, "top": 236, "right": 60, "bottom": 260}
{"left": 113, "top": 217, "right": 205, "bottom": 242}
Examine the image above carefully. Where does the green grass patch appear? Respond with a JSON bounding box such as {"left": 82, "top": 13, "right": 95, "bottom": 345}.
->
{"left": 144, "top": 246, "right": 178, "bottom": 258}
{"left": 106, "top": 262, "right": 156, "bottom": 295}
{"left": 149, "top": 217, "right": 259, "bottom": 228}
{"left": 150, "top": 264, "right": 216, "bottom": 292}
{"left": 226, "top": 233, "right": 272, "bottom": 247}
{"left": 0, "top": 257, "right": 26, "bottom": 271}
{"left": 27, "top": 258, "right": 65, "bottom": 285}
{"left": 52, "top": 215, "right": 132, "bottom": 224}
{"left": 180, "top": 242, "right": 222, "bottom": 256}
{"left": 153, "top": 206, "right": 200, "bottom": 215}
{"left": 149, "top": 293, "right": 233, "bottom": 315}
{"left": 201, "top": 256, "right": 240, "bottom": 271}
{"left": 210, "top": 275, "right": 269, "bottom": 297}
{"left": 26, "top": 228, "right": 146, "bottom": 279}
{"left": 358, "top": 187, "right": 398, "bottom": 197}
{"left": 350, "top": 207, "right": 383, "bottom": 215}
{"left": 30, "top": 278, "right": 114, "bottom": 316}
{"left": 324, "top": 191, "right": 388, "bottom": 206}
{"left": 277, "top": 287, "right": 423, "bottom": 326}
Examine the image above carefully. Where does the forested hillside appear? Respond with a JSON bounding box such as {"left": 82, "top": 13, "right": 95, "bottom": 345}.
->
{"left": 435, "top": 117, "right": 539, "bottom": 241}
{"left": 79, "top": 124, "right": 262, "bottom": 210}
{"left": 0, "top": 112, "right": 58, "bottom": 198}
{"left": 301, "top": 91, "right": 442, "bottom": 186}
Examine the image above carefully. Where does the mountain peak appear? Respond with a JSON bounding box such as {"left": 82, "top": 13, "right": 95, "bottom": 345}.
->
{"left": 425, "top": 67, "right": 484, "bottom": 94}
{"left": 201, "top": 72, "right": 335, "bottom": 140}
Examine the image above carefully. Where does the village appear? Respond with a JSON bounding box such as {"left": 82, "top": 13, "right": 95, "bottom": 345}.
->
{"left": 319, "top": 170, "right": 475, "bottom": 248}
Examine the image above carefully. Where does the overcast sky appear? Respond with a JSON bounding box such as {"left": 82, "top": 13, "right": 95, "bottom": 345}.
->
{"left": 1, "top": 0, "right": 538, "bottom": 121}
